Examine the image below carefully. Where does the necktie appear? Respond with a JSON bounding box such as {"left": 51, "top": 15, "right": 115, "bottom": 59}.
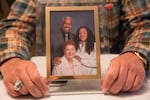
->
{"left": 65, "top": 33, "right": 68, "bottom": 41}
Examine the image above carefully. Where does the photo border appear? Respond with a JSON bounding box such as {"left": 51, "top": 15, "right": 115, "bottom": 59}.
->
{"left": 45, "top": 6, "right": 101, "bottom": 80}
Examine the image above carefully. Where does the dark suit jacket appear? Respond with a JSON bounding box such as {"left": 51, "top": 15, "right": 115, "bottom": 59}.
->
{"left": 50, "top": 30, "right": 74, "bottom": 61}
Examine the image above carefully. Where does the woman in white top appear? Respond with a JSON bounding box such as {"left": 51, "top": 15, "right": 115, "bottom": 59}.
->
{"left": 74, "top": 26, "right": 97, "bottom": 75}
{"left": 52, "top": 40, "right": 83, "bottom": 76}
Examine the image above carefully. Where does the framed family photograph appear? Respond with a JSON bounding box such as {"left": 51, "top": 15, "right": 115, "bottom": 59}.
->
{"left": 45, "top": 6, "right": 101, "bottom": 81}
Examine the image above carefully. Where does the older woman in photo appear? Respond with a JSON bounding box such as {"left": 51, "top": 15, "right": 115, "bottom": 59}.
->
{"left": 74, "top": 26, "right": 97, "bottom": 75}
{"left": 52, "top": 40, "right": 83, "bottom": 76}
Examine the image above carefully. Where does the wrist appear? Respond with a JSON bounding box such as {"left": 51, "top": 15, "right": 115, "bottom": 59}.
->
{"left": 133, "top": 51, "right": 147, "bottom": 65}
{"left": 0, "top": 57, "right": 21, "bottom": 77}
{"left": 0, "top": 57, "right": 18, "bottom": 66}
{"left": 127, "top": 51, "right": 148, "bottom": 70}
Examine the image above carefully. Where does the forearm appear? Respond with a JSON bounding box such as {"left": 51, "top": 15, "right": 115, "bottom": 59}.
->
{"left": 0, "top": 0, "right": 36, "bottom": 65}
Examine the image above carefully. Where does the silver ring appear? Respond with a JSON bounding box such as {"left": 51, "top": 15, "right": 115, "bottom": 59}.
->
{"left": 13, "top": 80, "right": 23, "bottom": 91}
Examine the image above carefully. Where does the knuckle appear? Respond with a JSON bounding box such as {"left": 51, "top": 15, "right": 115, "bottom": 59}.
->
{"left": 138, "top": 71, "right": 145, "bottom": 77}
{"left": 131, "top": 85, "right": 141, "bottom": 92}
{"left": 29, "top": 61, "right": 36, "bottom": 67}
{"left": 116, "top": 82, "right": 123, "bottom": 89}
{"left": 111, "top": 57, "right": 117, "bottom": 62}
{"left": 3, "top": 78, "right": 9, "bottom": 84}
{"left": 15, "top": 65, "right": 24, "bottom": 73}
{"left": 122, "top": 85, "right": 130, "bottom": 92}
{"left": 31, "top": 74, "right": 40, "bottom": 82}
{"left": 108, "top": 73, "right": 116, "bottom": 80}
{"left": 134, "top": 82, "right": 142, "bottom": 89}
{"left": 110, "top": 58, "right": 117, "bottom": 65}
{"left": 28, "top": 84, "right": 35, "bottom": 90}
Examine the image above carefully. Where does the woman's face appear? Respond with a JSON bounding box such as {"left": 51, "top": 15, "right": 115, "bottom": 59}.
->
{"left": 64, "top": 44, "right": 76, "bottom": 60}
{"left": 79, "top": 28, "right": 88, "bottom": 42}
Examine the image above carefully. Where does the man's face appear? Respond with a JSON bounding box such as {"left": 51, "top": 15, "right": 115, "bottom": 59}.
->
{"left": 61, "top": 18, "right": 72, "bottom": 33}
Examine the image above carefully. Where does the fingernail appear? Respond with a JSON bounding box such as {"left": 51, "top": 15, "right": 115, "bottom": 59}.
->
{"left": 44, "top": 88, "right": 50, "bottom": 97}
{"left": 101, "top": 80, "right": 106, "bottom": 91}
{"left": 102, "top": 87, "right": 107, "bottom": 92}
{"left": 101, "top": 84, "right": 108, "bottom": 93}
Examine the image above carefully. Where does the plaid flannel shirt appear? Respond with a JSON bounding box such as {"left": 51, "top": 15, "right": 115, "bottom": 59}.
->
{"left": 0, "top": 0, "right": 150, "bottom": 71}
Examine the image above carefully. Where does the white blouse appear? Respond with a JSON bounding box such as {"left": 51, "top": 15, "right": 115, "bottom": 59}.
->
{"left": 76, "top": 42, "right": 97, "bottom": 75}
{"left": 52, "top": 56, "right": 83, "bottom": 76}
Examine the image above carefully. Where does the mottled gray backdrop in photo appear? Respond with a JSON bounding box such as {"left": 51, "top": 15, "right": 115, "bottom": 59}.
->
{"left": 50, "top": 11, "right": 95, "bottom": 35}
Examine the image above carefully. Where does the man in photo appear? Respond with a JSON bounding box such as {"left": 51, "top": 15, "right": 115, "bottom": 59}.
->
{"left": 50, "top": 16, "right": 75, "bottom": 67}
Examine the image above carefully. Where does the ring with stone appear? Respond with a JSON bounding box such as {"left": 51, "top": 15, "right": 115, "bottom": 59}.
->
{"left": 13, "top": 80, "right": 23, "bottom": 91}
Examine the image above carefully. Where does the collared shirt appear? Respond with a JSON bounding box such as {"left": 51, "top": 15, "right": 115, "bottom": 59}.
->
{"left": 0, "top": 0, "right": 150, "bottom": 72}
{"left": 63, "top": 32, "right": 71, "bottom": 41}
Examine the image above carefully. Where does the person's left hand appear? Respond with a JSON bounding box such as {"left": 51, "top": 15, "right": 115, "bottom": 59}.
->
{"left": 101, "top": 52, "right": 146, "bottom": 94}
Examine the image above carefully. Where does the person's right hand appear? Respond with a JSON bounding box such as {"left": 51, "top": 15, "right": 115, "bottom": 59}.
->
{"left": 0, "top": 58, "right": 49, "bottom": 98}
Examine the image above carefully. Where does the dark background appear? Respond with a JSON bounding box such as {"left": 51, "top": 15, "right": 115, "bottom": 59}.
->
{"left": 0, "top": 0, "right": 15, "bottom": 20}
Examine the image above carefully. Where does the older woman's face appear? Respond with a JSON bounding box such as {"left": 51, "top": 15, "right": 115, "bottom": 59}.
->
{"left": 79, "top": 28, "right": 88, "bottom": 42}
{"left": 64, "top": 44, "right": 76, "bottom": 60}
